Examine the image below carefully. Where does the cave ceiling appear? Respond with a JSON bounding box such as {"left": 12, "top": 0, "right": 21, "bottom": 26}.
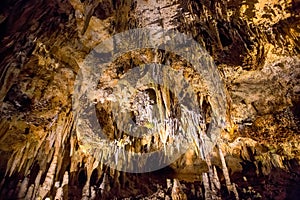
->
{"left": 0, "top": 0, "right": 299, "bottom": 199}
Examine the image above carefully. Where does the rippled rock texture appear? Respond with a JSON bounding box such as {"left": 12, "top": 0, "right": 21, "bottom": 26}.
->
{"left": 0, "top": 0, "right": 299, "bottom": 199}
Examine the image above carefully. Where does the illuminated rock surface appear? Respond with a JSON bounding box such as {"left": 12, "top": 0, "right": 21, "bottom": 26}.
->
{"left": 0, "top": 0, "right": 299, "bottom": 199}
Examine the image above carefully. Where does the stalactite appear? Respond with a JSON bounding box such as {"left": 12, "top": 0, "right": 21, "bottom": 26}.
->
{"left": 61, "top": 171, "right": 69, "bottom": 200}
{"left": 112, "top": 169, "right": 121, "bottom": 193}
{"left": 17, "top": 176, "right": 29, "bottom": 199}
{"left": 99, "top": 173, "right": 111, "bottom": 198}
{"left": 90, "top": 186, "right": 96, "bottom": 200}
{"left": 79, "top": 157, "right": 97, "bottom": 199}
{"left": 14, "top": 180, "right": 22, "bottom": 198}
{"left": 0, "top": 185, "right": 7, "bottom": 197}
{"left": 62, "top": 171, "right": 69, "bottom": 187}
{"left": 202, "top": 172, "right": 212, "bottom": 199}
{"left": 213, "top": 166, "right": 221, "bottom": 190}
{"left": 7, "top": 188, "right": 14, "bottom": 199}
{"left": 32, "top": 170, "right": 43, "bottom": 199}
{"left": 24, "top": 158, "right": 35, "bottom": 178}
{"left": 219, "top": 145, "right": 230, "bottom": 188}
{"left": 6, "top": 146, "right": 25, "bottom": 176}
{"left": 166, "top": 178, "right": 172, "bottom": 190}
{"left": 205, "top": 154, "right": 218, "bottom": 198}
{"left": 171, "top": 179, "right": 187, "bottom": 200}
{"left": 197, "top": 186, "right": 203, "bottom": 199}
{"left": 0, "top": 178, "right": 5, "bottom": 195}
{"left": 0, "top": 0, "right": 298, "bottom": 199}
{"left": 38, "top": 155, "right": 58, "bottom": 199}
{"left": 191, "top": 184, "right": 196, "bottom": 196}
{"left": 218, "top": 145, "right": 239, "bottom": 200}
{"left": 18, "top": 142, "right": 30, "bottom": 173}
{"left": 81, "top": 184, "right": 90, "bottom": 200}
{"left": 81, "top": 0, "right": 101, "bottom": 35}
{"left": 25, "top": 184, "right": 34, "bottom": 200}
{"left": 54, "top": 186, "right": 63, "bottom": 200}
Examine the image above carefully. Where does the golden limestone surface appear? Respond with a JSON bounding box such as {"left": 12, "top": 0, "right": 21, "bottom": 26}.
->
{"left": 0, "top": 0, "right": 299, "bottom": 199}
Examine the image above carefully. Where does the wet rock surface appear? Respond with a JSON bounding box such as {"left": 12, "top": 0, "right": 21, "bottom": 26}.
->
{"left": 0, "top": 0, "right": 299, "bottom": 199}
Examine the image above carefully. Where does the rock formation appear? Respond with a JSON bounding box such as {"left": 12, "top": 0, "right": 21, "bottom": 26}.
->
{"left": 0, "top": 0, "right": 299, "bottom": 199}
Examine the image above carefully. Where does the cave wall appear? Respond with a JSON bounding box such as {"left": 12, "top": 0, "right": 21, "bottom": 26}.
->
{"left": 0, "top": 0, "right": 299, "bottom": 199}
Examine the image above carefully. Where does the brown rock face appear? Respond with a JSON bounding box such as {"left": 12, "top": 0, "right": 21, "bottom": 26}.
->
{"left": 0, "top": 0, "right": 299, "bottom": 199}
